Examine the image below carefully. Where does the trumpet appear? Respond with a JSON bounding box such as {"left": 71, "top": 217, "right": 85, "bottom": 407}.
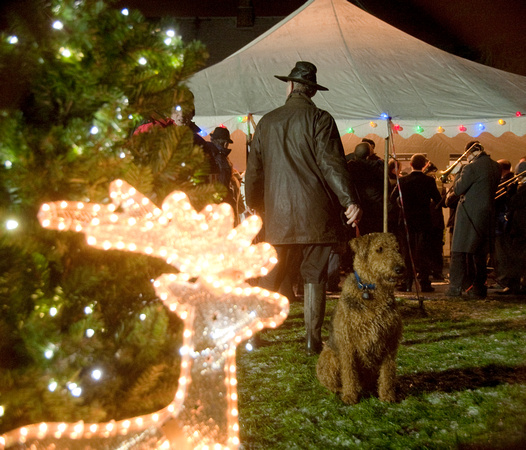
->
{"left": 495, "top": 169, "right": 526, "bottom": 199}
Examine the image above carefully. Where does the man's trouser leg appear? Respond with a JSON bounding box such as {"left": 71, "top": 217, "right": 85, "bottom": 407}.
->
{"left": 301, "top": 245, "right": 332, "bottom": 355}
{"left": 448, "top": 251, "right": 465, "bottom": 295}
{"left": 472, "top": 248, "right": 489, "bottom": 297}
{"left": 258, "top": 245, "right": 297, "bottom": 303}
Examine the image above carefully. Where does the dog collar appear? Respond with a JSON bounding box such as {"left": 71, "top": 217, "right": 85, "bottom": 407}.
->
{"left": 354, "top": 271, "right": 376, "bottom": 299}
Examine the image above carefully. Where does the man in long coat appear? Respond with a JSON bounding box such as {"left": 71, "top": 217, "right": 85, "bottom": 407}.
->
{"left": 245, "top": 61, "right": 361, "bottom": 355}
{"left": 446, "top": 141, "right": 501, "bottom": 298}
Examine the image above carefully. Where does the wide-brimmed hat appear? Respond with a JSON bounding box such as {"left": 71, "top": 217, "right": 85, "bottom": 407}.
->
{"left": 274, "top": 61, "right": 328, "bottom": 91}
{"left": 210, "top": 126, "right": 233, "bottom": 143}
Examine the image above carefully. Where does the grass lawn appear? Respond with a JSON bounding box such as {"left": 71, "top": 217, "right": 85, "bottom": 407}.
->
{"left": 236, "top": 295, "right": 526, "bottom": 449}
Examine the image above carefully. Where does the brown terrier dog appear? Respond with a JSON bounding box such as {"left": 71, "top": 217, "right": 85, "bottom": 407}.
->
{"left": 316, "top": 232, "right": 405, "bottom": 404}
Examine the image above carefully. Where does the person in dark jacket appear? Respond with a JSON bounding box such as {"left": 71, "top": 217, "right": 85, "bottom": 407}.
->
{"left": 445, "top": 141, "right": 501, "bottom": 298}
{"left": 245, "top": 61, "right": 361, "bottom": 355}
{"left": 205, "top": 126, "right": 239, "bottom": 220}
{"left": 423, "top": 162, "right": 447, "bottom": 280}
{"left": 346, "top": 142, "right": 384, "bottom": 235}
{"left": 390, "top": 153, "right": 442, "bottom": 292}
{"left": 498, "top": 161, "right": 526, "bottom": 294}
{"left": 493, "top": 159, "right": 516, "bottom": 286}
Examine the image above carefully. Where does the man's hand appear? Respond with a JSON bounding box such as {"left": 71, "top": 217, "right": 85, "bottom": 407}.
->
{"left": 344, "top": 204, "right": 362, "bottom": 227}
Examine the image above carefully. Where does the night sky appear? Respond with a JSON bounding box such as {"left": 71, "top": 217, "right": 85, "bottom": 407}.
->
{"left": 2, "top": 0, "right": 526, "bottom": 76}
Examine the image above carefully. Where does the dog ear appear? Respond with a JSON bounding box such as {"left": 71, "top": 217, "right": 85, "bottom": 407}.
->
{"left": 350, "top": 234, "right": 370, "bottom": 260}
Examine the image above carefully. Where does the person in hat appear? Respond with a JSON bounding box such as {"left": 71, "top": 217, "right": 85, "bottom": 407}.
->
{"left": 445, "top": 141, "right": 501, "bottom": 298}
{"left": 245, "top": 61, "right": 361, "bottom": 355}
{"left": 205, "top": 126, "right": 239, "bottom": 220}
{"left": 209, "top": 126, "right": 234, "bottom": 187}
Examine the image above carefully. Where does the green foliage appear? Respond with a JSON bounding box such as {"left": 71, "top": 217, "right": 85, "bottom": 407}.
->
{"left": 0, "top": 0, "right": 216, "bottom": 433}
{"left": 236, "top": 297, "right": 526, "bottom": 448}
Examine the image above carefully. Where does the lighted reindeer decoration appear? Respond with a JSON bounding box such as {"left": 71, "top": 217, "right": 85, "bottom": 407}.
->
{"left": 1, "top": 180, "right": 288, "bottom": 450}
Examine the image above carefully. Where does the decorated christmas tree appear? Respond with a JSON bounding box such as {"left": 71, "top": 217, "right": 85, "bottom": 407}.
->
{"left": 0, "top": 0, "right": 218, "bottom": 433}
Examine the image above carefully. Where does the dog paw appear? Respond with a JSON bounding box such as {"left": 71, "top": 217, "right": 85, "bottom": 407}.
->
{"left": 341, "top": 392, "right": 359, "bottom": 405}
{"left": 379, "top": 392, "right": 396, "bottom": 402}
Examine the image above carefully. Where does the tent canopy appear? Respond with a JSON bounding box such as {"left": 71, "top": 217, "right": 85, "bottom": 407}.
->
{"left": 188, "top": 0, "right": 526, "bottom": 140}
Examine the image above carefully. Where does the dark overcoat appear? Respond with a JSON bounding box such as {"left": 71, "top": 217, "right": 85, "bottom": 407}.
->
{"left": 390, "top": 171, "right": 442, "bottom": 232}
{"left": 245, "top": 93, "right": 358, "bottom": 245}
{"left": 451, "top": 152, "right": 501, "bottom": 253}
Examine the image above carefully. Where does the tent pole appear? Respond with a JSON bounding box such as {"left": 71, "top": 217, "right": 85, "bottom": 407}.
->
{"left": 383, "top": 135, "right": 390, "bottom": 232}
{"left": 246, "top": 113, "right": 252, "bottom": 164}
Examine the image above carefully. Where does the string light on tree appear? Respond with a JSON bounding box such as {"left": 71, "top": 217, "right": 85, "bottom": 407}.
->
{"left": 5, "top": 219, "right": 18, "bottom": 230}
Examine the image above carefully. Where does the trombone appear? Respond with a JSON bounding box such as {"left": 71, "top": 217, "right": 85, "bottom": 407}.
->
{"left": 495, "top": 169, "right": 526, "bottom": 199}
{"left": 435, "top": 146, "right": 473, "bottom": 183}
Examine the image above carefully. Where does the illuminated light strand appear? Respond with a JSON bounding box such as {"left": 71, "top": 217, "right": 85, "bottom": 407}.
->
{"left": 342, "top": 116, "right": 523, "bottom": 136}
{"left": 5, "top": 180, "right": 291, "bottom": 449}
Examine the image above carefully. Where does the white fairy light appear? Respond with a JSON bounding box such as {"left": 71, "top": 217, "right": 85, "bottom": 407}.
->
{"left": 139, "top": 314, "right": 146, "bottom": 321}
{"left": 91, "top": 369, "right": 102, "bottom": 380}
{"left": 164, "top": 38, "right": 172, "bottom": 45}
{"left": 60, "top": 48, "right": 71, "bottom": 57}
{"left": 52, "top": 20, "right": 64, "bottom": 30}
{"left": 4, "top": 160, "right": 12, "bottom": 169}
{"left": 121, "top": 8, "right": 129, "bottom": 16}
{"left": 0, "top": 406, "right": 4, "bottom": 417}
{"left": 44, "top": 350, "right": 54, "bottom": 359}
{"left": 84, "top": 306, "right": 93, "bottom": 314}
{"left": 119, "top": 152, "right": 126, "bottom": 159}
{"left": 6, "top": 219, "right": 18, "bottom": 230}
{"left": 49, "top": 307, "right": 58, "bottom": 317}
{"left": 166, "top": 29, "right": 175, "bottom": 37}
{"left": 85, "top": 328, "right": 95, "bottom": 338}
{"left": 8, "top": 36, "right": 18, "bottom": 44}
{"left": 90, "top": 126, "right": 99, "bottom": 135}
{"left": 138, "top": 57, "right": 147, "bottom": 65}
{"left": 48, "top": 381, "right": 58, "bottom": 392}
{"left": 71, "top": 387, "right": 82, "bottom": 397}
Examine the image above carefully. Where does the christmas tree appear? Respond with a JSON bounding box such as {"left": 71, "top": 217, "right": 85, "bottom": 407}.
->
{"left": 0, "top": 0, "right": 218, "bottom": 432}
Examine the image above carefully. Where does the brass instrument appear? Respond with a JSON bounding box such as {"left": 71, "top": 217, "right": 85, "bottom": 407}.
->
{"left": 435, "top": 147, "right": 471, "bottom": 183}
{"left": 495, "top": 169, "right": 526, "bottom": 199}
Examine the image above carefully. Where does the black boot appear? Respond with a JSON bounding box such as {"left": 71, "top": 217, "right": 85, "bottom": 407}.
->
{"left": 304, "top": 283, "right": 326, "bottom": 355}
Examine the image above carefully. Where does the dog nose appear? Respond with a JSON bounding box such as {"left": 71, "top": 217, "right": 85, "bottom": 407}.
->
{"left": 394, "top": 265, "right": 404, "bottom": 275}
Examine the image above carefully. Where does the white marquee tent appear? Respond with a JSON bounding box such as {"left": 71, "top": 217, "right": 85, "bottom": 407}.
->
{"left": 188, "top": 0, "right": 526, "bottom": 171}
